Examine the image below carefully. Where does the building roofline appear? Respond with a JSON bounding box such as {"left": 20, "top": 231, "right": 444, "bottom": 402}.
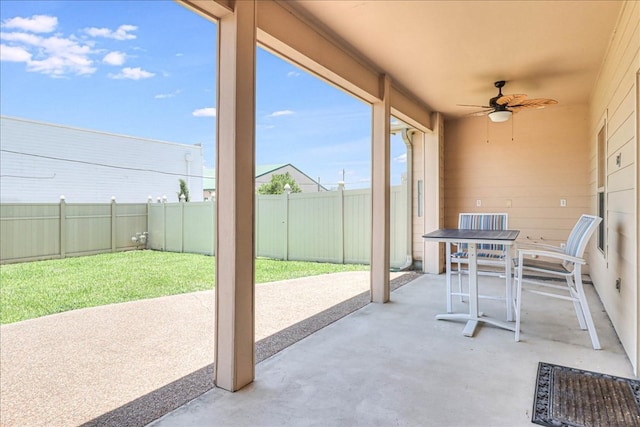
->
{"left": 0, "top": 115, "right": 202, "bottom": 150}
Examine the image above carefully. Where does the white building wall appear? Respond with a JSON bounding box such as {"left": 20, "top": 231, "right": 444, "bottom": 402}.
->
{"left": 0, "top": 116, "right": 204, "bottom": 203}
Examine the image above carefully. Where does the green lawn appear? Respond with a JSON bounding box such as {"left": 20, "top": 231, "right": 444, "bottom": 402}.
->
{"left": 0, "top": 251, "right": 368, "bottom": 324}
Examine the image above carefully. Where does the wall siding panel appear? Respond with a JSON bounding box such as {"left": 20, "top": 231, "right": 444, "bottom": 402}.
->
{"left": 0, "top": 116, "right": 204, "bottom": 204}
{"left": 588, "top": 0, "right": 639, "bottom": 373}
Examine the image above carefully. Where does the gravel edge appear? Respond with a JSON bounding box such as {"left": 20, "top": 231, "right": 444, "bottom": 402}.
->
{"left": 82, "top": 272, "right": 422, "bottom": 427}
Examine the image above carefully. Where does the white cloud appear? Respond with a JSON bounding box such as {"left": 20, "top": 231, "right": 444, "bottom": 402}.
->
{"left": 269, "top": 110, "right": 294, "bottom": 117}
{"left": 287, "top": 71, "right": 300, "bottom": 77}
{"left": 0, "top": 44, "right": 32, "bottom": 62}
{"left": 84, "top": 24, "right": 137, "bottom": 40}
{"left": 0, "top": 16, "right": 152, "bottom": 79}
{"left": 394, "top": 153, "right": 407, "bottom": 163}
{"left": 1, "top": 31, "right": 96, "bottom": 76}
{"left": 102, "top": 51, "right": 126, "bottom": 66}
{"left": 192, "top": 107, "right": 216, "bottom": 117}
{"left": 155, "top": 89, "right": 182, "bottom": 99}
{"left": 1, "top": 31, "right": 42, "bottom": 45}
{"left": 109, "top": 67, "right": 154, "bottom": 80}
{"left": 1, "top": 15, "right": 57, "bottom": 33}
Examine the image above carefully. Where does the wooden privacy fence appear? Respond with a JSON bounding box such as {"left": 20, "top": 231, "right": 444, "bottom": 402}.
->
{"left": 0, "top": 198, "right": 147, "bottom": 263}
{"left": 1, "top": 185, "right": 410, "bottom": 268}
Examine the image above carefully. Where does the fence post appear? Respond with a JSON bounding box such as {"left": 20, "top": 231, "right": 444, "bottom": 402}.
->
{"left": 147, "top": 196, "right": 152, "bottom": 249}
{"left": 283, "top": 191, "right": 289, "bottom": 261}
{"left": 59, "top": 195, "right": 66, "bottom": 259}
{"left": 162, "top": 195, "right": 167, "bottom": 251}
{"left": 211, "top": 198, "right": 216, "bottom": 256}
{"left": 180, "top": 195, "right": 185, "bottom": 253}
{"left": 111, "top": 197, "right": 117, "bottom": 253}
{"left": 338, "top": 184, "right": 345, "bottom": 264}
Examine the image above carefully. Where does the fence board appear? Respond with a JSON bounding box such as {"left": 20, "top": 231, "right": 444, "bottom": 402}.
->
{"left": 343, "top": 189, "right": 371, "bottom": 264}
{"left": 183, "top": 202, "right": 215, "bottom": 255}
{"left": 287, "top": 192, "right": 342, "bottom": 263}
{"left": 65, "top": 204, "right": 112, "bottom": 255}
{"left": 0, "top": 203, "right": 60, "bottom": 262}
{"left": 163, "top": 204, "right": 184, "bottom": 253}
{"left": 390, "top": 183, "right": 410, "bottom": 268}
{"left": 147, "top": 203, "right": 165, "bottom": 251}
{"left": 256, "top": 195, "right": 286, "bottom": 259}
{"left": 115, "top": 204, "right": 149, "bottom": 250}
{"left": 1, "top": 201, "right": 147, "bottom": 263}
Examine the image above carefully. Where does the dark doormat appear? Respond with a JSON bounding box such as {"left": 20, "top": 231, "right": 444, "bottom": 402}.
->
{"left": 532, "top": 362, "right": 640, "bottom": 427}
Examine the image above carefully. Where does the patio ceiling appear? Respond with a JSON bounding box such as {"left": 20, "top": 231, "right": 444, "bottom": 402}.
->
{"left": 283, "top": 0, "right": 624, "bottom": 119}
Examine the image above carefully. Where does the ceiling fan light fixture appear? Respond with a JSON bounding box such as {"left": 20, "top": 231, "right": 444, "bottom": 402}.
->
{"left": 488, "top": 110, "right": 512, "bottom": 123}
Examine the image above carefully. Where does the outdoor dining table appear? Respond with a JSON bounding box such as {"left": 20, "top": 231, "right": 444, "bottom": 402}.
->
{"left": 422, "top": 228, "right": 520, "bottom": 337}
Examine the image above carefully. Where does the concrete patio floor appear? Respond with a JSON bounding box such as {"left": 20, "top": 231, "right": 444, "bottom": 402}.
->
{"left": 0, "top": 270, "right": 405, "bottom": 427}
{"left": 149, "top": 273, "right": 634, "bottom": 427}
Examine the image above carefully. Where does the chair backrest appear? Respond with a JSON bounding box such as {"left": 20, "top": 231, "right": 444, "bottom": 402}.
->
{"left": 457, "top": 213, "right": 508, "bottom": 251}
{"left": 565, "top": 214, "right": 602, "bottom": 258}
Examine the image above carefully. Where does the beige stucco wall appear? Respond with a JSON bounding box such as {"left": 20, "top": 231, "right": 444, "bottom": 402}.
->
{"left": 588, "top": 1, "right": 639, "bottom": 374}
{"left": 444, "top": 104, "right": 591, "bottom": 247}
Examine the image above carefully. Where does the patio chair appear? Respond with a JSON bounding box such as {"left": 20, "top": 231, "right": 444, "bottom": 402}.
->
{"left": 513, "top": 214, "right": 602, "bottom": 349}
{"left": 445, "top": 213, "right": 513, "bottom": 321}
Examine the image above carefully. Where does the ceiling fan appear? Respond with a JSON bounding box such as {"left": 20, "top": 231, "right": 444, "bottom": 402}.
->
{"left": 459, "top": 81, "right": 558, "bottom": 122}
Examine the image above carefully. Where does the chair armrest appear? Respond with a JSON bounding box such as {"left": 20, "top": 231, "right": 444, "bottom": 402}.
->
{"left": 516, "top": 242, "right": 565, "bottom": 253}
{"left": 516, "top": 248, "right": 585, "bottom": 265}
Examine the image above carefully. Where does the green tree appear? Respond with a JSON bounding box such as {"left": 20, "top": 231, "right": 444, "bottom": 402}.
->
{"left": 257, "top": 172, "right": 302, "bottom": 195}
{"left": 178, "top": 178, "right": 190, "bottom": 202}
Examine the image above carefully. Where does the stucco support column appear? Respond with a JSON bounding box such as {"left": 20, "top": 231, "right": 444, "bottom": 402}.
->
{"left": 370, "top": 75, "right": 391, "bottom": 303}
{"left": 422, "top": 112, "right": 444, "bottom": 274}
{"left": 214, "top": 0, "right": 256, "bottom": 392}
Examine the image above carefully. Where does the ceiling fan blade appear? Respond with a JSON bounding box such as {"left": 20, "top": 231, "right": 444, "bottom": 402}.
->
{"left": 467, "top": 109, "right": 492, "bottom": 117}
{"left": 496, "top": 94, "right": 528, "bottom": 106}
{"left": 457, "top": 104, "right": 491, "bottom": 108}
{"left": 507, "top": 106, "right": 526, "bottom": 113}
{"left": 510, "top": 98, "right": 558, "bottom": 109}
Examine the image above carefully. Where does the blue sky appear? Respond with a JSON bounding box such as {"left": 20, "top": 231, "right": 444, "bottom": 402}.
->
{"left": 0, "top": 0, "right": 407, "bottom": 189}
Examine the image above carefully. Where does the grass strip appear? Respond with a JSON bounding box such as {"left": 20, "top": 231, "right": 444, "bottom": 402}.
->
{"left": 0, "top": 251, "right": 368, "bottom": 324}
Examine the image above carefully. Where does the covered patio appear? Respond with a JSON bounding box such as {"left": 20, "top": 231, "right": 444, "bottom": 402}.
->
{"left": 150, "top": 273, "right": 632, "bottom": 426}
{"left": 187, "top": 0, "right": 638, "bottom": 398}
{"left": 3, "top": 1, "right": 633, "bottom": 425}
{"left": 2, "top": 0, "right": 640, "bottom": 427}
